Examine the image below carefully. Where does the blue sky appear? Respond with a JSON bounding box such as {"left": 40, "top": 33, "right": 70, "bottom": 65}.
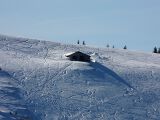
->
{"left": 0, "top": 0, "right": 160, "bottom": 52}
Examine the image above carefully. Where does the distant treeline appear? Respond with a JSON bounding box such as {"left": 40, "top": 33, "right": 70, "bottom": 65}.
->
{"left": 106, "top": 44, "right": 127, "bottom": 50}
{"left": 77, "top": 40, "right": 127, "bottom": 50}
{"left": 76, "top": 40, "right": 160, "bottom": 54}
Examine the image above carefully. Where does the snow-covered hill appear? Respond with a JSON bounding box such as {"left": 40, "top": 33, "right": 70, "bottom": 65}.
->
{"left": 0, "top": 35, "right": 160, "bottom": 120}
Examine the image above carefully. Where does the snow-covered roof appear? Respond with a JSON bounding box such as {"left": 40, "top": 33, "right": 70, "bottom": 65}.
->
{"left": 64, "top": 52, "right": 75, "bottom": 57}
{"left": 65, "top": 51, "right": 90, "bottom": 57}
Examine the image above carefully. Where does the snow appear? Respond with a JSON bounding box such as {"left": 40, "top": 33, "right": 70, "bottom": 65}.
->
{"left": 64, "top": 52, "right": 75, "bottom": 57}
{"left": 0, "top": 34, "right": 160, "bottom": 119}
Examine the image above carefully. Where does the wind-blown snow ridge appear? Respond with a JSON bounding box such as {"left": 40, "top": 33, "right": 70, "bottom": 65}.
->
{"left": 0, "top": 35, "right": 160, "bottom": 120}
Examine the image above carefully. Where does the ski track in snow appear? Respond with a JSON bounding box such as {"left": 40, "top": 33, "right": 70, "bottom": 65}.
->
{"left": 0, "top": 35, "right": 160, "bottom": 119}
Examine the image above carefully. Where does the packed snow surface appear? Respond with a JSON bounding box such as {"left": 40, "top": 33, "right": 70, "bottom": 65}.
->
{"left": 0, "top": 35, "right": 160, "bottom": 120}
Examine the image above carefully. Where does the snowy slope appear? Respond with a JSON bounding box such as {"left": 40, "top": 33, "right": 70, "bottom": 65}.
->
{"left": 0, "top": 35, "right": 160, "bottom": 120}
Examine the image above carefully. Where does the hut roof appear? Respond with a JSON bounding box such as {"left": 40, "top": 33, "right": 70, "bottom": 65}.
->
{"left": 65, "top": 51, "right": 90, "bottom": 57}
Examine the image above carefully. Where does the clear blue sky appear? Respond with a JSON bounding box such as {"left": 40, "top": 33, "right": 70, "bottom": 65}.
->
{"left": 0, "top": 0, "right": 160, "bottom": 52}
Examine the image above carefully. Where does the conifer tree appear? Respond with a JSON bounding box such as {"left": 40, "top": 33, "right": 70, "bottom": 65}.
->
{"left": 123, "top": 45, "right": 127, "bottom": 49}
{"left": 153, "top": 47, "right": 158, "bottom": 53}
{"left": 158, "top": 48, "right": 160, "bottom": 53}
{"left": 82, "top": 41, "right": 85, "bottom": 45}
{"left": 77, "top": 40, "right": 80, "bottom": 44}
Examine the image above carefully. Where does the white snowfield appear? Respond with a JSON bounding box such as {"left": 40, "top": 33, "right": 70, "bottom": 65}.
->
{"left": 0, "top": 35, "right": 160, "bottom": 120}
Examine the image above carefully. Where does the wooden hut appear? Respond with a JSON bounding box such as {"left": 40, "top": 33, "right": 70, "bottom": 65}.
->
{"left": 66, "top": 51, "right": 91, "bottom": 62}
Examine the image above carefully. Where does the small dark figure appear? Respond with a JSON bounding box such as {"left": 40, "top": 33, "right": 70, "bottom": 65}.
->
{"left": 106, "top": 44, "right": 109, "bottom": 48}
{"left": 112, "top": 45, "right": 114, "bottom": 48}
{"left": 77, "top": 40, "right": 80, "bottom": 44}
{"left": 123, "top": 45, "right": 127, "bottom": 49}
{"left": 153, "top": 47, "right": 157, "bottom": 53}
{"left": 82, "top": 41, "right": 86, "bottom": 45}
{"left": 158, "top": 48, "right": 160, "bottom": 53}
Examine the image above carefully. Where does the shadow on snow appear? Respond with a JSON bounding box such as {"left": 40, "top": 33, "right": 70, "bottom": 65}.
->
{"left": 89, "top": 62, "right": 134, "bottom": 89}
